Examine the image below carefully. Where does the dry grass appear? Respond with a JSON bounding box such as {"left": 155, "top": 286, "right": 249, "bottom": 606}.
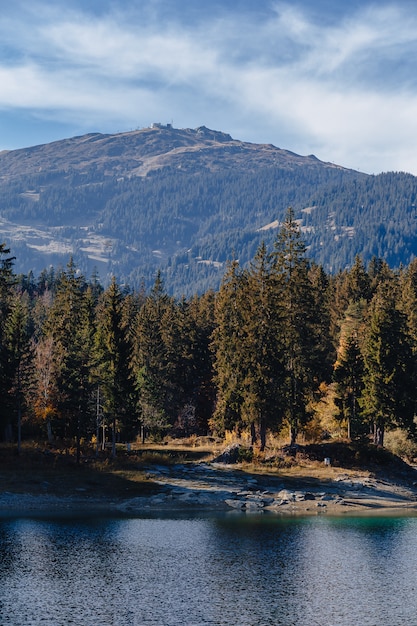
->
{"left": 0, "top": 436, "right": 224, "bottom": 499}
{"left": 0, "top": 443, "right": 163, "bottom": 499}
{"left": 1, "top": 436, "right": 414, "bottom": 499}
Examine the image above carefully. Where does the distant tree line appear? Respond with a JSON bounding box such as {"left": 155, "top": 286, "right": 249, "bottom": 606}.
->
{"left": 1, "top": 208, "right": 417, "bottom": 455}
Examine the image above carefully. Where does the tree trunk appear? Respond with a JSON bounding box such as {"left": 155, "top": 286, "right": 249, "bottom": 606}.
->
{"left": 46, "top": 419, "right": 54, "bottom": 444}
{"left": 76, "top": 413, "right": 81, "bottom": 464}
{"left": 17, "top": 398, "right": 22, "bottom": 456}
{"left": 259, "top": 418, "right": 266, "bottom": 452}
{"left": 374, "top": 422, "right": 384, "bottom": 447}
{"left": 17, "top": 366, "right": 22, "bottom": 455}
{"left": 112, "top": 418, "right": 117, "bottom": 457}
{"left": 250, "top": 422, "right": 257, "bottom": 446}
{"left": 289, "top": 423, "right": 297, "bottom": 446}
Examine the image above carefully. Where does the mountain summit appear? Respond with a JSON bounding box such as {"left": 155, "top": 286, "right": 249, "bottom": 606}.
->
{"left": 0, "top": 124, "right": 342, "bottom": 179}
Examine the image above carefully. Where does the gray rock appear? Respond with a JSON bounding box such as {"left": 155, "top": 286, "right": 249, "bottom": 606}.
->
{"left": 294, "top": 492, "right": 306, "bottom": 501}
{"left": 245, "top": 500, "right": 264, "bottom": 511}
{"left": 212, "top": 444, "right": 246, "bottom": 464}
{"left": 277, "top": 489, "right": 295, "bottom": 501}
{"left": 149, "top": 495, "right": 167, "bottom": 505}
{"left": 225, "top": 499, "right": 246, "bottom": 509}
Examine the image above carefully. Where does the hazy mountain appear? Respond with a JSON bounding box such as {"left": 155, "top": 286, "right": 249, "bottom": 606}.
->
{"left": 0, "top": 124, "right": 416, "bottom": 295}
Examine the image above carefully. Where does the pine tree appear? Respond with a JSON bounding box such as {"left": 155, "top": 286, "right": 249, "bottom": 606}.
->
{"left": 333, "top": 300, "right": 367, "bottom": 439}
{"left": 346, "top": 255, "right": 371, "bottom": 303}
{"left": 334, "top": 335, "right": 365, "bottom": 439}
{"left": 187, "top": 290, "right": 216, "bottom": 434}
{"left": 94, "top": 276, "right": 137, "bottom": 455}
{"left": 240, "top": 242, "right": 284, "bottom": 449}
{"left": 271, "top": 208, "right": 321, "bottom": 445}
{"left": 211, "top": 261, "right": 247, "bottom": 437}
{"left": 44, "top": 259, "right": 94, "bottom": 460}
{"left": 398, "top": 258, "right": 417, "bottom": 353}
{"left": 4, "top": 293, "right": 34, "bottom": 452}
{"left": 134, "top": 274, "right": 189, "bottom": 440}
{"left": 0, "top": 244, "right": 17, "bottom": 441}
{"left": 361, "top": 282, "right": 415, "bottom": 446}
{"left": 309, "top": 263, "right": 335, "bottom": 382}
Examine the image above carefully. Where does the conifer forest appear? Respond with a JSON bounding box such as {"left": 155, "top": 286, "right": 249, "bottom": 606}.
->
{"left": 2, "top": 208, "right": 417, "bottom": 457}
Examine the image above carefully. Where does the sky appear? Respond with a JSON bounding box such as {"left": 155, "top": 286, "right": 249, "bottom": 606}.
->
{"left": 1, "top": 0, "right": 417, "bottom": 174}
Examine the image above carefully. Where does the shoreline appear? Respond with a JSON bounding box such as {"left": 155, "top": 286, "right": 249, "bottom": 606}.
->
{"left": 2, "top": 462, "right": 417, "bottom": 518}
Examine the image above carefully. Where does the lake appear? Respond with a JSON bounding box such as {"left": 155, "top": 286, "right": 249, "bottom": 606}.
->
{"left": 0, "top": 511, "right": 416, "bottom": 625}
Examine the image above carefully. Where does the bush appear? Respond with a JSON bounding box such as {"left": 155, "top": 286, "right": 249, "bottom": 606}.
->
{"left": 384, "top": 429, "right": 417, "bottom": 462}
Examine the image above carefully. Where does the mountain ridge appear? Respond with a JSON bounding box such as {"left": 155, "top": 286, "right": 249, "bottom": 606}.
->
{"left": 0, "top": 125, "right": 348, "bottom": 179}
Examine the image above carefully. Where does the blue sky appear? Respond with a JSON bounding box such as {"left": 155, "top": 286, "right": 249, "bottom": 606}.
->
{"left": 1, "top": 0, "right": 417, "bottom": 174}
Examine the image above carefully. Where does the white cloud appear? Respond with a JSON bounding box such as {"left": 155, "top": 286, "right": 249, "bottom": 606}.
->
{"left": 1, "top": 1, "right": 417, "bottom": 173}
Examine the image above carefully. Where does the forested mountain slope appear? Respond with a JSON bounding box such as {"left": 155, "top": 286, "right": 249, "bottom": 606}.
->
{"left": 0, "top": 124, "right": 416, "bottom": 295}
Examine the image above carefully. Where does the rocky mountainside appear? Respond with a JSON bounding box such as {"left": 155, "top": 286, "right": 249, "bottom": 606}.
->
{"left": 0, "top": 124, "right": 415, "bottom": 294}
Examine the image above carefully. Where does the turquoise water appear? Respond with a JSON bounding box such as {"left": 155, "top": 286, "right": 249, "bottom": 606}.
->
{"left": 0, "top": 513, "right": 416, "bottom": 625}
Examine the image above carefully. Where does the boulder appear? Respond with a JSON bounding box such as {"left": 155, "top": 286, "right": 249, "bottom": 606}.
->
{"left": 225, "top": 499, "right": 246, "bottom": 509}
{"left": 212, "top": 444, "right": 252, "bottom": 464}
{"left": 277, "top": 489, "right": 295, "bottom": 501}
{"left": 245, "top": 500, "right": 264, "bottom": 511}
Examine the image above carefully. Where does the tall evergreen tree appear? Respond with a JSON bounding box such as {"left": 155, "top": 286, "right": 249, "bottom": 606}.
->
{"left": 309, "top": 262, "right": 335, "bottom": 382}
{"left": 44, "top": 259, "right": 94, "bottom": 460}
{"left": 187, "top": 290, "right": 216, "bottom": 434}
{"left": 0, "top": 244, "right": 17, "bottom": 441}
{"left": 398, "top": 258, "right": 417, "bottom": 354}
{"left": 346, "top": 255, "right": 371, "bottom": 303}
{"left": 239, "top": 243, "right": 284, "bottom": 449}
{"left": 361, "top": 282, "right": 415, "bottom": 446}
{"left": 133, "top": 276, "right": 205, "bottom": 440}
{"left": 271, "top": 208, "right": 321, "bottom": 445}
{"left": 94, "top": 276, "right": 137, "bottom": 454}
{"left": 4, "top": 293, "right": 34, "bottom": 452}
{"left": 333, "top": 300, "right": 367, "bottom": 439}
{"left": 211, "top": 261, "right": 247, "bottom": 437}
{"left": 334, "top": 336, "right": 365, "bottom": 440}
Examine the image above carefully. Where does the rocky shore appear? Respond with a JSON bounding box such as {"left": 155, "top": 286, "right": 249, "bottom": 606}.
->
{"left": 2, "top": 460, "right": 417, "bottom": 517}
{"left": 118, "top": 461, "right": 417, "bottom": 516}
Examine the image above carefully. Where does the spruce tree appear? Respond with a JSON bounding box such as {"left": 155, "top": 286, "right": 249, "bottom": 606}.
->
{"left": 187, "top": 290, "right": 216, "bottom": 434}
{"left": 334, "top": 335, "right": 365, "bottom": 439}
{"left": 271, "top": 208, "right": 320, "bottom": 445}
{"left": 94, "top": 276, "right": 137, "bottom": 454}
{"left": 240, "top": 243, "right": 284, "bottom": 449}
{"left": 211, "top": 261, "right": 247, "bottom": 437}
{"left": 0, "top": 244, "right": 17, "bottom": 441}
{"left": 333, "top": 300, "right": 367, "bottom": 439}
{"left": 132, "top": 273, "right": 178, "bottom": 441}
{"left": 398, "top": 258, "right": 417, "bottom": 354}
{"left": 361, "top": 282, "right": 415, "bottom": 446}
{"left": 4, "top": 293, "right": 34, "bottom": 452}
{"left": 44, "top": 259, "right": 94, "bottom": 460}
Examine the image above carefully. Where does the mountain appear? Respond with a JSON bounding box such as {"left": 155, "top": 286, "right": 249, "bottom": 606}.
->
{"left": 0, "top": 124, "right": 416, "bottom": 295}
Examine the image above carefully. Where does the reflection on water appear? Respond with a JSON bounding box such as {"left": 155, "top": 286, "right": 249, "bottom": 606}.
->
{"left": 0, "top": 513, "right": 417, "bottom": 625}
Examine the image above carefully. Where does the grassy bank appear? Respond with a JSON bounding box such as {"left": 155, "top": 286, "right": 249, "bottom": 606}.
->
{"left": 1, "top": 439, "right": 416, "bottom": 500}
